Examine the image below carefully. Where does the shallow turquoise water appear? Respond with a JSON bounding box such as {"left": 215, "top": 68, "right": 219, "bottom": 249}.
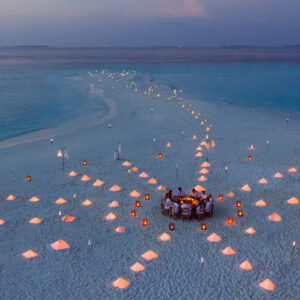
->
{"left": 133, "top": 63, "right": 300, "bottom": 112}
{"left": 1, "top": 48, "right": 300, "bottom": 142}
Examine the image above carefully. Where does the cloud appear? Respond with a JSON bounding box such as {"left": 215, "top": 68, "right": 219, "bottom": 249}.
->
{"left": 158, "top": 0, "right": 206, "bottom": 18}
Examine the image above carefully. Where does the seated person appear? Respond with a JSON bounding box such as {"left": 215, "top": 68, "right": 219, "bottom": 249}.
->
{"left": 181, "top": 201, "right": 192, "bottom": 216}
{"left": 190, "top": 188, "right": 199, "bottom": 198}
{"left": 200, "top": 191, "right": 206, "bottom": 200}
{"left": 165, "top": 196, "right": 173, "bottom": 211}
{"left": 172, "top": 199, "right": 180, "bottom": 214}
{"left": 176, "top": 187, "right": 186, "bottom": 197}
{"left": 207, "top": 194, "right": 214, "bottom": 203}
{"left": 205, "top": 198, "right": 213, "bottom": 213}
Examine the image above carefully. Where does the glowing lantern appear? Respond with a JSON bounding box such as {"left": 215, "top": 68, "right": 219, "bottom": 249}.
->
{"left": 236, "top": 201, "right": 242, "bottom": 207}
{"left": 130, "top": 190, "right": 141, "bottom": 197}
{"left": 192, "top": 135, "right": 197, "bottom": 140}
{"left": 81, "top": 174, "right": 91, "bottom": 182}
{"left": 0, "top": 219, "right": 5, "bottom": 225}
{"left": 227, "top": 217, "right": 235, "bottom": 226}
{"left": 268, "top": 212, "right": 282, "bottom": 222}
{"left": 55, "top": 197, "right": 67, "bottom": 204}
{"left": 195, "top": 152, "right": 203, "bottom": 157}
{"left": 6, "top": 195, "right": 15, "bottom": 201}
{"left": 157, "top": 153, "right": 163, "bottom": 159}
{"left": 22, "top": 250, "right": 38, "bottom": 259}
{"left": 194, "top": 185, "right": 206, "bottom": 192}
{"left": 222, "top": 247, "right": 236, "bottom": 255}
{"left": 201, "top": 121, "right": 204, "bottom": 125}
{"left": 169, "top": 223, "right": 174, "bottom": 230}
{"left": 255, "top": 199, "right": 267, "bottom": 207}
{"left": 110, "top": 184, "right": 122, "bottom": 191}
{"left": 139, "top": 172, "right": 149, "bottom": 178}
{"left": 148, "top": 178, "right": 157, "bottom": 184}
{"left": 131, "top": 167, "right": 139, "bottom": 172}
{"left": 29, "top": 217, "right": 42, "bottom": 224}
{"left": 145, "top": 194, "right": 150, "bottom": 200}
{"left": 109, "top": 200, "right": 119, "bottom": 207}
{"left": 248, "top": 144, "right": 255, "bottom": 150}
{"left": 51, "top": 239, "right": 70, "bottom": 250}
{"left": 29, "top": 196, "right": 40, "bottom": 202}
{"left": 248, "top": 155, "right": 252, "bottom": 161}
{"left": 106, "top": 212, "right": 116, "bottom": 220}
{"left": 201, "top": 223, "right": 207, "bottom": 230}
{"left": 218, "top": 194, "right": 223, "bottom": 201}
{"left": 62, "top": 215, "right": 75, "bottom": 222}
{"left": 227, "top": 192, "right": 235, "bottom": 198}
{"left": 207, "top": 233, "right": 221, "bottom": 242}
{"left": 122, "top": 161, "right": 131, "bottom": 167}
{"left": 141, "top": 250, "right": 158, "bottom": 261}
{"left": 166, "top": 142, "right": 171, "bottom": 147}
{"left": 288, "top": 167, "right": 297, "bottom": 173}
{"left": 245, "top": 227, "right": 256, "bottom": 234}
{"left": 27, "top": 176, "right": 32, "bottom": 182}
{"left": 142, "top": 219, "right": 148, "bottom": 226}
{"left": 238, "top": 210, "right": 243, "bottom": 217}
{"left": 198, "top": 176, "right": 207, "bottom": 182}
{"left": 135, "top": 201, "right": 141, "bottom": 207}
{"left": 93, "top": 179, "right": 104, "bottom": 187}
{"left": 201, "top": 161, "right": 210, "bottom": 167}
{"left": 287, "top": 197, "right": 299, "bottom": 204}
{"left": 82, "top": 160, "right": 87, "bottom": 166}
{"left": 199, "top": 168, "right": 209, "bottom": 174}
{"left": 211, "top": 140, "right": 215, "bottom": 148}
{"left": 241, "top": 184, "right": 251, "bottom": 192}
{"left": 68, "top": 171, "right": 77, "bottom": 177}
{"left": 57, "top": 150, "right": 63, "bottom": 157}
{"left": 82, "top": 199, "right": 93, "bottom": 206}
{"left": 131, "top": 210, "right": 137, "bottom": 217}
{"left": 197, "top": 146, "right": 203, "bottom": 151}
{"left": 259, "top": 178, "right": 268, "bottom": 184}
{"left": 131, "top": 262, "right": 145, "bottom": 272}
{"left": 259, "top": 279, "right": 275, "bottom": 291}
{"left": 240, "top": 260, "right": 253, "bottom": 270}
{"left": 158, "top": 185, "right": 166, "bottom": 190}
{"left": 112, "top": 278, "right": 130, "bottom": 289}
{"left": 115, "top": 226, "right": 125, "bottom": 233}
{"left": 159, "top": 233, "right": 171, "bottom": 241}
{"left": 273, "top": 172, "right": 283, "bottom": 178}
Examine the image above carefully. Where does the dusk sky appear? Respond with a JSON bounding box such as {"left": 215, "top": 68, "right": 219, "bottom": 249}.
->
{"left": 1, "top": 0, "right": 300, "bottom": 47}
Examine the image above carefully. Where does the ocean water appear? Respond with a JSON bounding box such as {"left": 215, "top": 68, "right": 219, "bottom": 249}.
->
{"left": 1, "top": 47, "right": 300, "bottom": 142}
{"left": 134, "top": 63, "right": 300, "bottom": 113}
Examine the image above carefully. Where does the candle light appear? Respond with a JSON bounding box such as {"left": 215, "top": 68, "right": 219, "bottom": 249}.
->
{"left": 83, "top": 160, "right": 87, "bottom": 166}
{"left": 142, "top": 219, "right": 148, "bottom": 226}
{"left": 135, "top": 201, "right": 141, "bottom": 207}
{"left": 236, "top": 201, "right": 242, "bottom": 207}
{"left": 218, "top": 194, "right": 223, "bottom": 201}
{"left": 169, "top": 223, "right": 174, "bottom": 231}
{"left": 238, "top": 210, "right": 243, "bottom": 217}
{"left": 248, "top": 155, "right": 252, "bottom": 161}
{"left": 201, "top": 223, "right": 207, "bottom": 230}
{"left": 145, "top": 194, "right": 150, "bottom": 200}
{"left": 227, "top": 217, "right": 234, "bottom": 225}
{"left": 157, "top": 153, "right": 163, "bottom": 159}
{"left": 131, "top": 210, "right": 136, "bottom": 217}
{"left": 27, "top": 176, "right": 32, "bottom": 182}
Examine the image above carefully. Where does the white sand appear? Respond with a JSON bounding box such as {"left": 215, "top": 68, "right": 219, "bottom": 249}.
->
{"left": 0, "top": 69, "right": 299, "bottom": 299}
